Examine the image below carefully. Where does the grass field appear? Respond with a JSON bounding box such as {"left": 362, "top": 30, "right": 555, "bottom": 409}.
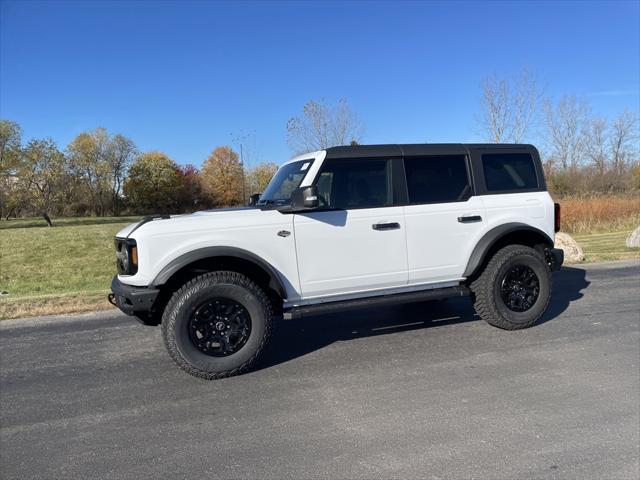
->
{"left": 574, "top": 230, "right": 639, "bottom": 263}
{"left": 0, "top": 217, "right": 140, "bottom": 319}
{"left": 0, "top": 207, "right": 638, "bottom": 319}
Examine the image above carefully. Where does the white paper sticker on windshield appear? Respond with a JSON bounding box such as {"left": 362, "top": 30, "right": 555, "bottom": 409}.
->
{"left": 300, "top": 162, "right": 310, "bottom": 171}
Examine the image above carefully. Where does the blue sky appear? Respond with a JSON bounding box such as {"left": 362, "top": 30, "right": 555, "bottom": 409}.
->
{"left": 1, "top": 0, "right": 638, "bottom": 167}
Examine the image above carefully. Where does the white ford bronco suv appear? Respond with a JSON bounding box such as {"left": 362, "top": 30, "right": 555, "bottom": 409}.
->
{"left": 110, "top": 144, "right": 563, "bottom": 379}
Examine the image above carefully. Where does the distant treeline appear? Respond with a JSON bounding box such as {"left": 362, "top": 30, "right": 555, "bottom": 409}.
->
{"left": 0, "top": 123, "right": 278, "bottom": 220}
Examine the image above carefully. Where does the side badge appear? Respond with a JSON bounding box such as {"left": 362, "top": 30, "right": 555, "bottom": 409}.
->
{"left": 277, "top": 230, "right": 291, "bottom": 238}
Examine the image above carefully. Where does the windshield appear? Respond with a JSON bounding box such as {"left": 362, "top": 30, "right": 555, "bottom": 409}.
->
{"left": 258, "top": 159, "right": 314, "bottom": 205}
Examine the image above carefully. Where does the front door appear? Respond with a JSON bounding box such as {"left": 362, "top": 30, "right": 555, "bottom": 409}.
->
{"left": 293, "top": 157, "right": 408, "bottom": 299}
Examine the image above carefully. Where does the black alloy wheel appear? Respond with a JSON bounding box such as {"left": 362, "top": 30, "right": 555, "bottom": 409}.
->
{"left": 188, "top": 298, "right": 252, "bottom": 356}
{"left": 500, "top": 265, "right": 540, "bottom": 312}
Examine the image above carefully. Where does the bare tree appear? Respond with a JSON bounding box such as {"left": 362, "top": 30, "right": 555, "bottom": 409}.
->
{"left": 286, "top": 98, "right": 364, "bottom": 154}
{"left": 584, "top": 116, "right": 609, "bottom": 175}
{"left": 478, "top": 68, "right": 542, "bottom": 143}
{"left": 543, "top": 95, "right": 590, "bottom": 170}
{"left": 609, "top": 108, "right": 639, "bottom": 175}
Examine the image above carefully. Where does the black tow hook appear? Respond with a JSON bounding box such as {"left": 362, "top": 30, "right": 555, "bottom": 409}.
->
{"left": 107, "top": 293, "right": 117, "bottom": 307}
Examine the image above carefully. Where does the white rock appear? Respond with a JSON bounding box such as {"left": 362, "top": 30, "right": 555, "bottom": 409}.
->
{"left": 626, "top": 226, "right": 640, "bottom": 248}
{"left": 555, "top": 232, "right": 585, "bottom": 263}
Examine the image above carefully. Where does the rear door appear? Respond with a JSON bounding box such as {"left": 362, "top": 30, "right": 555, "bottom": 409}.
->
{"left": 403, "top": 148, "right": 487, "bottom": 284}
{"left": 470, "top": 146, "right": 554, "bottom": 239}
{"left": 293, "top": 156, "right": 408, "bottom": 299}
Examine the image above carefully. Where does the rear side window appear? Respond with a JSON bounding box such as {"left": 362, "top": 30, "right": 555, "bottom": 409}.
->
{"left": 315, "top": 159, "right": 391, "bottom": 209}
{"left": 404, "top": 155, "right": 470, "bottom": 204}
{"left": 482, "top": 153, "right": 538, "bottom": 191}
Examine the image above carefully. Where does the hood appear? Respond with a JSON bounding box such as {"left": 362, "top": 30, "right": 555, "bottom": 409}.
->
{"left": 115, "top": 206, "right": 276, "bottom": 239}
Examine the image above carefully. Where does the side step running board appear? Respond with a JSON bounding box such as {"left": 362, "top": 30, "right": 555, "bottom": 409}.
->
{"left": 283, "top": 285, "right": 470, "bottom": 320}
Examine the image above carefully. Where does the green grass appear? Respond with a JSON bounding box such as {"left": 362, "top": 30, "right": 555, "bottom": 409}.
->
{"left": 574, "top": 229, "right": 639, "bottom": 263}
{"left": 0, "top": 216, "right": 141, "bottom": 230}
{"left": 0, "top": 217, "right": 139, "bottom": 319}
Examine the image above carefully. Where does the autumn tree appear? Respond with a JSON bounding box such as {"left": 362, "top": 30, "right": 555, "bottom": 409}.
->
{"left": 123, "top": 152, "right": 183, "bottom": 214}
{"left": 478, "top": 68, "right": 542, "bottom": 143}
{"left": 286, "top": 98, "right": 364, "bottom": 154}
{"left": 67, "top": 128, "right": 136, "bottom": 216}
{"left": 0, "top": 120, "right": 22, "bottom": 174}
{"left": 17, "top": 138, "right": 67, "bottom": 225}
{"left": 108, "top": 134, "right": 137, "bottom": 215}
{"left": 176, "top": 164, "right": 209, "bottom": 212}
{"left": 200, "top": 146, "right": 245, "bottom": 207}
{"left": 0, "top": 120, "right": 23, "bottom": 219}
{"left": 246, "top": 162, "right": 278, "bottom": 195}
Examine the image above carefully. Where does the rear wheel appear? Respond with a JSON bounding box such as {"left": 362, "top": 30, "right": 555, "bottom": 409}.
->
{"left": 470, "top": 245, "right": 551, "bottom": 330}
{"left": 161, "top": 271, "right": 273, "bottom": 379}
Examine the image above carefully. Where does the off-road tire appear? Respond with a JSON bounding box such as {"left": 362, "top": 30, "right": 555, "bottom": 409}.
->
{"left": 161, "top": 271, "right": 273, "bottom": 379}
{"left": 470, "top": 245, "right": 551, "bottom": 330}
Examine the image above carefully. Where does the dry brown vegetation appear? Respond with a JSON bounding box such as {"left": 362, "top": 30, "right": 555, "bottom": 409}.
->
{"left": 0, "top": 292, "right": 114, "bottom": 320}
{"left": 557, "top": 194, "right": 640, "bottom": 235}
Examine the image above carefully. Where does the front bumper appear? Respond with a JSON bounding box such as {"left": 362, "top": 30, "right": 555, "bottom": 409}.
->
{"left": 546, "top": 248, "right": 564, "bottom": 272}
{"left": 109, "top": 276, "right": 160, "bottom": 316}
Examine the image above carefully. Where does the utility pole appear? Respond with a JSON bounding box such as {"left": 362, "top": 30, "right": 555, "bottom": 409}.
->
{"left": 240, "top": 143, "right": 246, "bottom": 203}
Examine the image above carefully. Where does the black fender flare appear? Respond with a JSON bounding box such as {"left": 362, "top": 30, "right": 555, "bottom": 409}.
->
{"left": 463, "top": 223, "right": 553, "bottom": 277}
{"left": 150, "top": 246, "right": 287, "bottom": 298}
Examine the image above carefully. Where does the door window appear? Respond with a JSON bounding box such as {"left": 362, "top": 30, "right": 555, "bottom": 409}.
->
{"left": 482, "top": 153, "right": 538, "bottom": 191}
{"left": 315, "top": 159, "right": 392, "bottom": 209}
{"left": 404, "top": 155, "right": 471, "bottom": 204}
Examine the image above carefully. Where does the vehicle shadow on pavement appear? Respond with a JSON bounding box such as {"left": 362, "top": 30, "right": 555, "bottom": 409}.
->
{"left": 256, "top": 266, "right": 590, "bottom": 371}
{"left": 541, "top": 266, "right": 590, "bottom": 322}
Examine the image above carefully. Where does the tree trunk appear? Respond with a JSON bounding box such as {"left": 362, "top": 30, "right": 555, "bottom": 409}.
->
{"left": 42, "top": 212, "right": 53, "bottom": 227}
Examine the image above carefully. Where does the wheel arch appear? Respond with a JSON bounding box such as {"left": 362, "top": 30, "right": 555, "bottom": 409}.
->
{"left": 463, "top": 223, "right": 553, "bottom": 279}
{"left": 151, "top": 247, "right": 287, "bottom": 301}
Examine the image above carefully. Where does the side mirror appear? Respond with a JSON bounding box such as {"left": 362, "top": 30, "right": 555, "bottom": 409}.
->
{"left": 249, "top": 193, "right": 261, "bottom": 206}
{"left": 290, "top": 185, "right": 320, "bottom": 210}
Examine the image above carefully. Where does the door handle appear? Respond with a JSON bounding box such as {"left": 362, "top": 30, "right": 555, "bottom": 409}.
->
{"left": 458, "top": 215, "right": 482, "bottom": 223}
{"left": 372, "top": 222, "right": 401, "bottom": 231}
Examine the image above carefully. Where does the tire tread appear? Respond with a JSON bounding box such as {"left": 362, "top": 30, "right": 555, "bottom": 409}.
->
{"left": 161, "top": 271, "right": 273, "bottom": 379}
{"left": 470, "top": 244, "right": 551, "bottom": 330}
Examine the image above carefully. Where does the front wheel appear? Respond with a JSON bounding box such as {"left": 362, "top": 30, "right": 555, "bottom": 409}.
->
{"left": 161, "top": 271, "right": 273, "bottom": 379}
{"left": 470, "top": 245, "right": 552, "bottom": 330}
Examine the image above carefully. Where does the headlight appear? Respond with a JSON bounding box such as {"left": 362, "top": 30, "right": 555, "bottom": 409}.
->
{"left": 115, "top": 238, "right": 138, "bottom": 275}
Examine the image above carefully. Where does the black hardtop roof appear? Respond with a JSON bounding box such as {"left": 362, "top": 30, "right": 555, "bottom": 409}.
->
{"left": 323, "top": 143, "right": 537, "bottom": 159}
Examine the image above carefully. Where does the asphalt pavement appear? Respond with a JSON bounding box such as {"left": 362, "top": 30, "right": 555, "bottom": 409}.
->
{"left": 1, "top": 260, "right": 639, "bottom": 480}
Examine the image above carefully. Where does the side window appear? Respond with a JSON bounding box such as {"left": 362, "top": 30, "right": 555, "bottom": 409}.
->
{"left": 404, "top": 155, "right": 470, "bottom": 204}
{"left": 482, "top": 153, "right": 539, "bottom": 191}
{"left": 315, "top": 159, "right": 392, "bottom": 209}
